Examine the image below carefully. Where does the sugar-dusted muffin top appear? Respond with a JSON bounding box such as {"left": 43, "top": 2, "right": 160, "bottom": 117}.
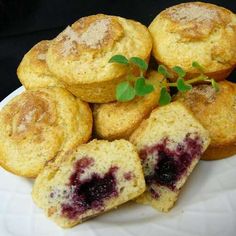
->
{"left": 46, "top": 14, "right": 152, "bottom": 85}
{"left": 149, "top": 2, "right": 236, "bottom": 78}
{"left": 17, "top": 40, "right": 64, "bottom": 89}
{"left": 0, "top": 87, "right": 92, "bottom": 178}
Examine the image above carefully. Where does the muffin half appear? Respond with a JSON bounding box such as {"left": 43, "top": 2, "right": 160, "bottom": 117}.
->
{"left": 130, "top": 102, "right": 210, "bottom": 212}
{"left": 32, "top": 139, "right": 145, "bottom": 228}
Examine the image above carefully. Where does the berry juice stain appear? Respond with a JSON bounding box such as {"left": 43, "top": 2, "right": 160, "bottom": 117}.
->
{"left": 140, "top": 134, "right": 203, "bottom": 190}
{"left": 60, "top": 157, "right": 118, "bottom": 219}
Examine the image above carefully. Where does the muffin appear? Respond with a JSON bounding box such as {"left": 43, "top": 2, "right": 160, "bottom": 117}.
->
{"left": 175, "top": 81, "right": 236, "bottom": 160}
{"left": 17, "top": 40, "right": 65, "bottom": 89}
{"left": 32, "top": 139, "right": 145, "bottom": 228}
{"left": 130, "top": 102, "right": 210, "bottom": 212}
{"left": 0, "top": 87, "right": 92, "bottom": 178}
{"left": 93, "top": 71, "right": 164, "bottom": 140}
{"left": 149, "top": 2, "right": 236, "bottom": 81}
{"left": 46, "top": 14, "right": 152, "bottom": 103}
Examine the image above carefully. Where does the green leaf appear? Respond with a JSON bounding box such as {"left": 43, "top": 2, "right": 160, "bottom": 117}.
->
{"left": 192, "top": 61, "right": 204, "bottom": 72}
{"left": 135, "top": 77, "right": 154, "bottom": 96}
{"left": 159, "top": 87, "right": 172, "bottom": 106}
{"left": 116, "top": 81, "right": 135, "bottom": 102}
{"left": 211, "top": 79, "right": 220, "bottom": 92}
{"left": 158, "top": 65, "right": 173, "bottom": 78}
{"left": 109, "top": 55, "right": 129, "bottom": 65}
{"left": 172, "top": 66, "right": 186, "bottom": 78}
{"left": 177, "top": 78, "right": 192, "bottom": 92}
{"left": 129, "top": 57, "right": 148, "bottom": 71}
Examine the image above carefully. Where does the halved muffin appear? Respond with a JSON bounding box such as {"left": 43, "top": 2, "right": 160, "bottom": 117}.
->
{"left": 32, "top": 139, "right": 145, "bottom": 228}
{"left": 130, "top": 102, "right": 210, "bottom": 212}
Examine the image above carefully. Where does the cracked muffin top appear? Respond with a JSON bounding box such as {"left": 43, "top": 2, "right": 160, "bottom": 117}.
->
{"left": 46, "top": 14, "right": 152, "bottom": 85}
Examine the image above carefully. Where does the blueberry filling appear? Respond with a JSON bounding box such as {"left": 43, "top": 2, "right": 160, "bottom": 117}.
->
{"left": 60, "top": 157, "right": 118, "bottom": 219}
{"left": 140, "top": 134, "right": 203, "bottom": 191}
{"left": 78, "top": 169, "right": 118, "bottom": 206}
{"left": 123, "top": 171, "right": 133, "bottom": 181}
{"left": 149, "top": 186, "right": 160, "bottom": 199}
{"left": 70, "top": 157, "right": 94, "bottom": 185}
{"left": 152, "top": 152, "right": 179, "bottom": 186}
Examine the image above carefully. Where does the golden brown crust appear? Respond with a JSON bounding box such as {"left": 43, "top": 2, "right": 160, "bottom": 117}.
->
{"left": 93, "top": 71, "right": 164, "bottom": 140}
{"left": 175, "top": 80, "right": 236, "bottom": 160}
{"left": 46, "top": 14, "right": 152, "bottom": 103}
{"left": 149, "top": 2, "right": 236, "bottom": 81}
{"left": 65, "top": 74, "right": 127, "bottom": 103}
{"left": 0, "top": 87, "right": 92, "bottom": 178}
{"left": 202, "top": 143, "right": 236, "bottom": 161}
{"left": 168, "top": 67, "right": 234, "bottom": 82}
{"left": 129, "top": 101, "right": 210, "bottom": 151}
{"left": 17, "top": 40, "right": 65, "bottom": 89}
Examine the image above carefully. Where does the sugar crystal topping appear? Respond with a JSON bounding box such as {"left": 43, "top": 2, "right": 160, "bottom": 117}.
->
{"left": 166, "top": 4, "right": 221, "bottom": 24}
{"left": 59, "top": 19, "right": 110, "bottom": 56}
{"left": 60, "top": 26, "right": 79, "bottom": 56}
{"left": 192, "top": 85, "right": 215, "bottom": 99}
{"left": 186, "top": 85, "right": 216, "bottom": 104}
{"left": 37, "top": 53, "right": 46, "bottom": 61}
{"left": 77, "top": 19, "right": 110, "bottom": 48}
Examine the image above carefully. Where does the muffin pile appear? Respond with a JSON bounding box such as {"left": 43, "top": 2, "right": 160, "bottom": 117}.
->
{"left": 0, "top": 2, "right": 236, "bottom": 228}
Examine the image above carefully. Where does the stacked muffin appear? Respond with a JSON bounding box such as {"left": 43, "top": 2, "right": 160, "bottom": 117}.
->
{"left": 0, "top": 2, "right": 236, "bottom": 228}
{"left": 149, "top": 2, "right": 236, "bottom": 81}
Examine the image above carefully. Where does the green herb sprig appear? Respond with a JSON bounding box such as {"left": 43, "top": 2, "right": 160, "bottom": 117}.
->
{"left": 109, "top": 55, "right": 219, "bottom": 105}
{"left": 109, "top": 55, "right": 154, "bottom": 101}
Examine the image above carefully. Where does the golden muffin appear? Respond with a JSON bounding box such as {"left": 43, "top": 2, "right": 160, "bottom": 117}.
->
{"left": 175, "top": 81, "right": 236, "bottom": 160}
{"left": 149, "top": 2, "right": 236, "bottom": 81}
{"left": 93, "top": 71, "right": 164, "bottom": 140}
{"left": 0, "top": 87, "right": 92, "bottom": 178}
{"left": 130, "top": 102, "right": 210, "bottom": 212}
{"left": 32, "top": 139, "right": 145, "bottom": 228}
{"left": 46, "top": 14, "right": 152, "bottom": 103}
{"left": 17, "top": 40, "right": 65, "bottom": 89}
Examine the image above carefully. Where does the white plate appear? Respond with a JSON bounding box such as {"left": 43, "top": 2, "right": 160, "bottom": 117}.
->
{"left": 0, "top": 87, "right": 236, "bottom": 236}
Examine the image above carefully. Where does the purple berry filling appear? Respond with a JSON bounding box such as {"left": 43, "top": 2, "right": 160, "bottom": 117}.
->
{"left": 139, "top": 133, "right": 203, "bottom": 190}
{"left": 69, "top": 157, "right": 94, "bottom": 186}
{"left": 149, "top": 186, "right": 160, "bottom": 199}
{"left": 123, "top": 171, "right": 133, "bottom": 181}
{"left": 60, "top": 157, "right": 118, "bottom": 219}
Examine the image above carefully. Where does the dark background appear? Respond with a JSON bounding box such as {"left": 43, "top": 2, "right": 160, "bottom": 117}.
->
{"left": 0, "top": 0, "right": 235, "bottom": 101}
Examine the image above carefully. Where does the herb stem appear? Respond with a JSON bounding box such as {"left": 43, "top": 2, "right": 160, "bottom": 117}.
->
{"left": 185, "top": 74, "right": 208, "bottom": 84}
{"left": 167, "top": 82, "right": 177, "bottom": 87}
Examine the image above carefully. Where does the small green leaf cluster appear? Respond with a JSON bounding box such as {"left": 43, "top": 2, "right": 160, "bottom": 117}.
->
{"left": 157, "top": 62, "right": 219, "bottom": 105}
{"left": 109, "top": 55, "right": 153, "bottom": 101}
{"left": 109, "top": 55, "right": 220, "bottom": 105}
